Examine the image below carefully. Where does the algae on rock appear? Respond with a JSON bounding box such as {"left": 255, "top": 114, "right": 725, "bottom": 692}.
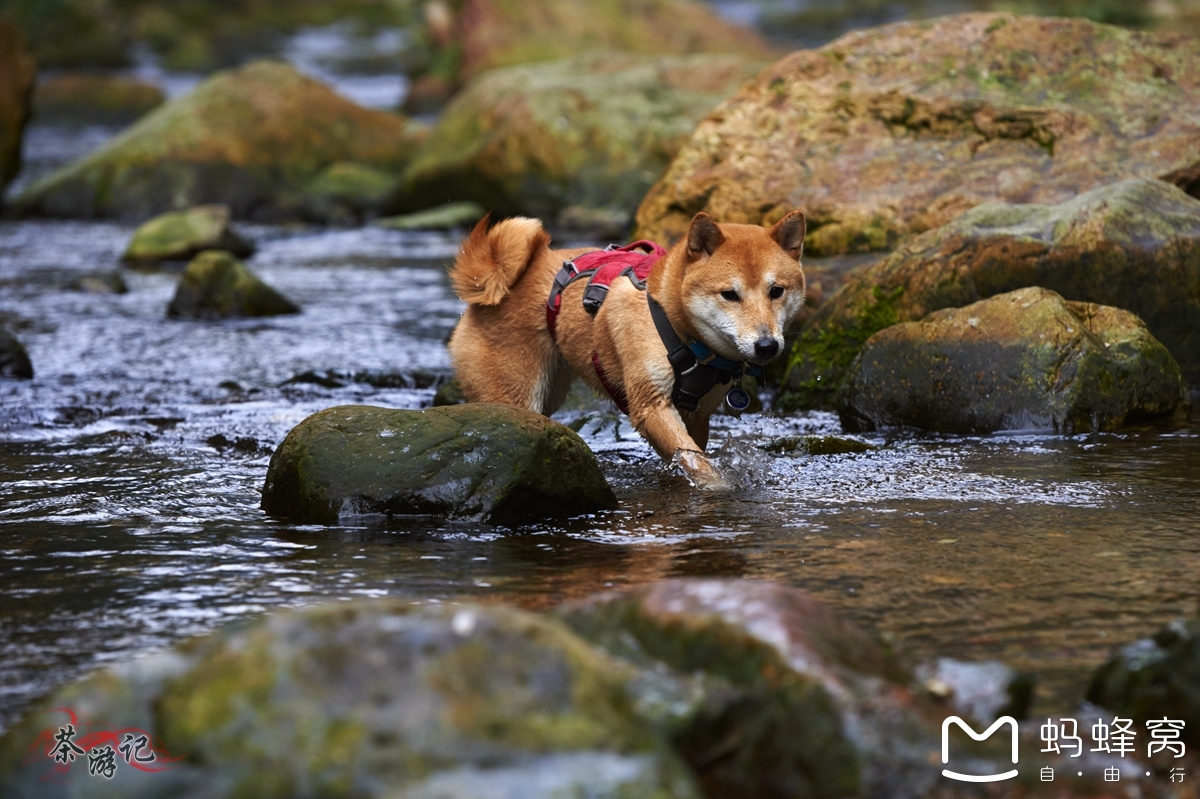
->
{"left": 837, "top": 287, "right": 1190, "bottom": 434}
{"left": 124, "top": 204, "right": 255, "bottom": 265}
{"left": 14, "top": 60, "right": 424, "bottom": 222}
{"left": 167, "top": 250, "right": 298, "bottom": 319}
{"left": 781, "top": 178, "right": 1200, "bottom": 410}
{"left": 635, "top": 13, "right": 1200, "bottom": 254}
{"left": 261, "top": 403, "right": 616, "bottom": 525}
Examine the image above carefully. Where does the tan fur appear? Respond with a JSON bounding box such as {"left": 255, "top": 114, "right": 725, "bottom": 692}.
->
{"left": 447, "top": 211, "right": 807, "bottom": 488}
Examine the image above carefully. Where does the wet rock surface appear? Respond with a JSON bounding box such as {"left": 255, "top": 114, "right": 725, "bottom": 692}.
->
{"left": 391, "top": 52, "right": 766, "bottom": 219}
{"left": 261, "top": 403, "right": 617, "bottom": 525}
{"left": 13, "top": 61, "right": 423, "bottom": 222}
{"left": 166, "top": 250, "right": 299, "bottom": 319}
{"left": 0, "top": 18, "right": 36, "bottom": 197}
{"left": 375, "top": 201, "right": 485, "bottom": 231}
{"left": 406, "top": 0, "right": 771, "bottom": 103}
{"left": 0, "top": 330, "right": 33, "bottom": 379}
{"left": 782, "top": 179, "right": 1200, "bottom": 410}
{"left": 124, "top": 204, "right": 255, "bottom": 265}
{"left": 838, "top": 287, "right": 1189, "bottom": 434}
{"left": 295, "top": 161, "right": 401, "bottom": 225}
{"left": 560, "top": 579, "right": 939, "bottom": 799}
{"left": 0, "top": 599, "right": 701, "bottom": 799}
{"left": 635, "top": 14, "right": 1200, "bottom": 254}
{"left": 32, "top": 73, "right": 164, "bottom": 126}
{"left": 1088, "top": 620, "right": 1200, "bottom": 747}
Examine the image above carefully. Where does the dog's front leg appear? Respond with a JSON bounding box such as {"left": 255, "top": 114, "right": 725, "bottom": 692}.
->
{"left": 631, "top": 402, "right": 728, "bottom": 489}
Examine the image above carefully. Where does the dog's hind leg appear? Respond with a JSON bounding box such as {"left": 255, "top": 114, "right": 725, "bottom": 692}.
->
{"left": 448, "top": 308, "right": 562, "bottom": 414}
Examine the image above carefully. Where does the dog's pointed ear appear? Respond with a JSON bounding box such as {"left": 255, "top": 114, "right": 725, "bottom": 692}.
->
{"left": 686, "top": 213, "right": 725, "bottom": 262}
{"left": 770, "top": 210, "right": 806, "bottom": 261}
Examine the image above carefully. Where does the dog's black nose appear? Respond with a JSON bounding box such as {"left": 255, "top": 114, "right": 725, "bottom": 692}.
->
{"left": 754, "top": 337, "right": 780, "bottom": 358}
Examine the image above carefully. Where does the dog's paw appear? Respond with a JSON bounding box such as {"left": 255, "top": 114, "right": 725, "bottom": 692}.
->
{"left": 672, "top": 448, "right": 732, "bottom": 491}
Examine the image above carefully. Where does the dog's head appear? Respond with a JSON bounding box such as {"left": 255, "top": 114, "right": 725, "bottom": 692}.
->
{"left": 677, "top": 211, "right": 806, "bottom": 366}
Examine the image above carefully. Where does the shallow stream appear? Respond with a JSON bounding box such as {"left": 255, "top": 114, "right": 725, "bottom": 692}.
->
{"left": 3, "top": 54, "right": 1200, "bottom": 736}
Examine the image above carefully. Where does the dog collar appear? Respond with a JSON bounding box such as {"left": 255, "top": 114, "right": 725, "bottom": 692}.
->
{"left": 647, "top": 294, "right": 760, "bottom": 412}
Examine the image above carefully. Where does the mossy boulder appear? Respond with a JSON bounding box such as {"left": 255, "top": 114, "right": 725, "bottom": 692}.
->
{"left": 0, "top": 17, "right": 36, "bottom": 196}
{"left": 374, "top": 201, "right": 485, "bottom": 231}
{"left": 294, "top": 161, "right": 400, "bottom": 225}
{"left": 167, "top": 250, "right": 298, "bottom": 319}
{"left": 838, "top": 287, "right": 1189, "bottom": 434}
{"left": 405, "top": 0, "right": 772, "bottom": 107}
{"left": 389, "top": 52, "right": 767, "bottom": 219}
{"left": 635, "top": 14, "right": 1200, "bottom": 254}
{"left": 13, "top": 60, "right": 424, "bottom": 222}
{"left": 33, "top": 72, "right": 164, "bottom": 125}
{"left": 1087, "top": 620, "right": 1200, "bottom": 750}
{"left": 261, "top": 403, "right": 617, "bottom": 525}
{"left": 124, "top": 204, "right": 255, "bottom": 265}
{"left": 762, "top": 435, "right": 875, "bottom": 456}
{"left": 0, "top": 330, "right": 33, "bottom": 379}
{"left": 0, "top": 0, "right": 129, "bottom": 69}
{"left": 560, "top": 579, "right": 940, "bottom": 798}
{"left": 781, "top": 178, "right": 1200, "bottom": 410}
{"left": 0, "top": 600, "right": 701, "bottom": 799}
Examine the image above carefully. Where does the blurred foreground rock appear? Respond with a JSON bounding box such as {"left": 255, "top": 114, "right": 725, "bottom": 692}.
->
{"left": 0, "top": 18, "right": 36, "bottom": 198}
{"left": 838, "top": 287, "right": 1189, "bottom": 434}
{"left": 14, "top": 61, "right": 424, "bottom": 222}
{"left": 635, "top": 14, "right": 1200, "bottom": 254}
{"left": 0, "top": 330, "right": 33, "bottom": 379}
{"left": 374, "top": 201, "right": 485, "bottom": 231}
{"left": 166, "top": 250, "right": 298, "bottom": 319}
{"left": 781, "top": 179, "right": 1200, "bottom": 410}
{"left": 390, "top": 52, "right": 766, "bottom": 220}
{"left": 124, "top": 205, "right": 254, "bottom": 265}
{"left": 261, "top": 404, "right": 616, "bottom": 525}
{"left": 404, "top": 0, "right": 772, "bottom": 110}
{"left": 33, "top": 72, "right": 164, "bottom": 125}
{"left": 1088, "top": 620, "right": 1200, "bottom": 748}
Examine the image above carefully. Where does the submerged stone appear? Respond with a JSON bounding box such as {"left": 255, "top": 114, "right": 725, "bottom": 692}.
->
{"left": 261, "top": 403, "right": 616, "bottom": 525}
{"left": 67, "top": 272, "right": 128, "bottom": 294}
{"left": 636, "top": 14, "right": 1200, "bottom": 252}
{"left": 124, "top": 205, "right": 254, "bottom": 265}
{"left": 0, "top": 600, "right": 701, "bottom": 798}
{"left": 0, "top": 330, "right": 33, "bottom": 379}
{"left": 781, "top": 179, "right": 1200, "bottom": 410}
{"left": 762, "top": 434, "right": 875, "bottom": 456}
{"left": 390, "top": 52, "right": 766, "bottom": 220}
{"left": 166, "top": 250, "right": 298, "bottom": 320}
{"left": 838, "top": 287, "right": 1189, "bottom": 434}
{"left": 14, "top": 60, "right": 423, "bottom": 222}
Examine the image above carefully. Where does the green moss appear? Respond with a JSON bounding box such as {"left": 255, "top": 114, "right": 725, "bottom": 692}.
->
{"left": 777, "top": 285, "right": 904, "bottom": 411}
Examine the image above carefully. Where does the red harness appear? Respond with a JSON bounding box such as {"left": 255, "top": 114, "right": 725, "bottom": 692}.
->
{"left": 545, "top": 240, "right": 666, "bottom": 414}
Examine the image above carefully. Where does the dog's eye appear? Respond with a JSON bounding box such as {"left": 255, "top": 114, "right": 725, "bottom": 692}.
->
{"left": 720, "top": 290, "right": 740, "bottom": 302}
{"left": 769, "top": 286, "right": 785, "bottom": 299}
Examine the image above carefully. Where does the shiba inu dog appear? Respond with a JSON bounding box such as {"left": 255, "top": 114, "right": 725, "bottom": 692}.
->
{"left": 447, "top": 211, "right": 807, "bottom": 488}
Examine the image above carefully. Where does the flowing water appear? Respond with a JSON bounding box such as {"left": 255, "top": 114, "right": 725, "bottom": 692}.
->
{"left": 3, "top": 48, "right": 1200, "bottom": 739}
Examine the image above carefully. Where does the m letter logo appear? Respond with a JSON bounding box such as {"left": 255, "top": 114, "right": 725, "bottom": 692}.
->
{"left": 942, "top": 716, "right": 1020, "bottom": 782}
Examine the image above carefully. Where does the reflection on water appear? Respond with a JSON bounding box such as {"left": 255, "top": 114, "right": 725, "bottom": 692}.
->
{"left": 1, "top": 216, "right": 1199, "bottom": 737}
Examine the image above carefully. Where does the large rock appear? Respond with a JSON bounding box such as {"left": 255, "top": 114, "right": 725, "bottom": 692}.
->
{"left": 124, "top": 205, "right": 254, "bottom": 265}
{"left": 295, "top": 161, "right": 400, "bottom": 225}
{"left": 391, "top": 52, "right": 766, "bottom": 220}
{"left": 0, "top": 330, "right": 33, "bottom": 379}
{"left": 0, "top": 600, "right": 701, "bottom": 799}
{"left": 634, "top": 14, "right": 1200, "bottom": 254}
{"left": 167, "top": 250, "right": 298, "bottom": 319}
{"left": 32, "top": 72, "right": 164, "bottom": 125}
{"left": 13, "top": 60, "right": 424, "bottom": 222}
{"left": 838, "top": 287, "right": 1189, "bottom": 434}
{"left": 1088, "top": 620, "right": 1200, "bottom": 749}
{"left": 261, "top": 404, "right": 617, "bottom": 525}
{"left": 780, "top": 179, "right": 1200, "bottom": 410}
{"left": 0, "top": 18, "right": 36, "bottom": 196}
{"left": 405, "top": 0, "right": 772, "bottom": 107}
{"left": 561, "top": 579, "right": 941, "bottom": 798}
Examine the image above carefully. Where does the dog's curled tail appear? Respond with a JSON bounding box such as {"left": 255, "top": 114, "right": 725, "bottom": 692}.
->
{"left": 449, "top": 214, "right": 550, "bottom": 306}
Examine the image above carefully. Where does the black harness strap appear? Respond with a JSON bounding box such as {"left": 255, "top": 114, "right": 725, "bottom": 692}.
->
{"left": 647, "top": 294, "right": 735, "bottom": 412}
